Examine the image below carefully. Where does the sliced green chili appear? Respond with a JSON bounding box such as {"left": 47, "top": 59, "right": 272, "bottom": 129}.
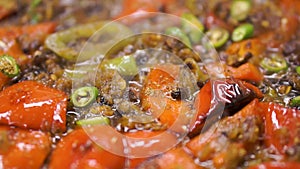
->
{"left": 181, "top": 13, "right": 204, "bottom": 43}
{"left": 76, "top": 116, "right": 110, "bottom": 126}
{"left": 206, "top": 27, "right": 229, "bottom": 48}
{"left": 181, "top": 13, "right": 204, "bottom": 32}
{"left": 232, "top": 23, "right": 254, "bottom": 42}
{"left": 290, "top": 96, "right": 300, "bottom": 107}
{"left": 260, "top": 53, "right": 288, "bottom": 73}
{"left": 71, "top": 86, "right": 99, "bottom": 108}
{"left": 46, "top": 22, "right": 106, "bottom": 61}
{"left": 230, "top": 0, "right": 251, "bottom": 21}
{"left": 165, "top": 27, "right": 192, "bottom": 48}
{"left": 296, "top": 66, "right": 300, "bottom": 75}
{"left": 0, "top": 54, "right": 20, "bottom": 78}
{"left": 101, "top": 55, "right": 138, "bottom": 76}
{"left": 46, "top": 22, "right": 132, "bottom": 62}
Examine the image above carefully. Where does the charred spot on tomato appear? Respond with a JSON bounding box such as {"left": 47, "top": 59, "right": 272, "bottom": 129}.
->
{"left": 171, "top": 88, "right": 181, "bottom": 100}
{"left": 214, "top": 79, "right": 260, "bottom": 115}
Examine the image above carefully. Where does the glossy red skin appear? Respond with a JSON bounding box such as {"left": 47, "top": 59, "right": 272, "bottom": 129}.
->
{"left": 263, "top": 102, "right": 300, "bottom": 154}
{"left": 248, "top": 162, "right": 300, "bottom": 169}
{"left": 0, "top": 81, "right": 67, "bottom": 132}
{"left": 49, "top": 128, "right": 126, "bottom": 169}
{"left": 191, "top": 80, "right": 263, "bottom": 135}
{"left": 0, "top": 126, "right": 51, "bottom": 169}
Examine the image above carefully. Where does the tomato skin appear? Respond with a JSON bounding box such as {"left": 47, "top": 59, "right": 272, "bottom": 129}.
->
{"left": 225, "top": 63, "right": 264, "bottom": 83}
{"left": 263, "top": 102, "right": 300, "bottom": 154}
{"left": 248, "top": 162, "right": 300, "bottom": 169}
{"left": 49, "top": 128, "right": 126, "bottom": 169}
{"left": 140, "top": 65, "right": 192, "bottom": 128}
{"left": 190, "top": 79, "right": 263, "bottom": 136}
{"left": 0, "top": 81, "right": 67, "bottom": 132}
{"left": 0, "top": 22, "right": 57, "bottom": 40}
{"left": 140, "top": 65, "right": 179, "bottom": 111}
{"left": 0, "top": 126, "right": 51, "bottom": 169}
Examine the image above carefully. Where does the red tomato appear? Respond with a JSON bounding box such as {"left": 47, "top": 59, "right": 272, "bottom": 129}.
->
{"left": 263, "top": 102, "right": 300, "bottom": 154}
{"left": 49, "top": 128, "right": 126, "bottom": 169}
{"left": 191, "top": 80, "right": 263, "bottom": 135}
{"left": 0, "top": 81, "right": 67, "bottom": 132}
{"left": 248, "top": 162, "right": 300, "bottom": 169}
{"left": 115, "top": 0, "right": 160, "bottom": 19}
{"left": 225, "top": 63, "right": 264, "bottom": 83}
{"left": 0, "top": 126, "right": 51, "bottom": 169}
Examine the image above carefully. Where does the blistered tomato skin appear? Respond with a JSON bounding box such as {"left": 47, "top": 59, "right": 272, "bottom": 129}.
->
{"left": 0, "top": 126, "right": 51, "bottom": 169}
{"left": 0, "top": 81, "right": 67, "bottom": 133}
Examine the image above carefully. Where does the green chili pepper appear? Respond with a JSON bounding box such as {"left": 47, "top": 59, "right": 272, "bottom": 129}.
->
{"left": 76, "top": 116, "right": 110, "bottom": 126}
{"left": 296, "top": 66, "right": 300, "bottom": 75}
{"left": 206, "top": 27, "right": 229, "bottom": 48}
{"left": 230, "top": 0, "right": 251, "bottom": 21}
{"left": 46, "top": 22, "right": 132, "bottom": 62}
{"left": 181, "top": 13, "right": 204, "bottom": 43}
{"left": 232, "top": 23, "right": 254, "bottom": 42}
{"left": 0, "top": 54, "right": 20, "bottom": 78}
{"left": 165, "top": 27, "right": 192, "bottom": 48}
{"left": 260, "top": 53, "right": 288, "bottom": 73}
{"left": 45, "top": 22, "right": 105, "bottom": 61}
{"left": 290, "top": 96, "right": 300, "bottom": 107}
{"left": 71, "top": 86, "right": 99, "bottom": 108}
{"left": 101, "top": 55, "right": 138, "bottom": 76}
